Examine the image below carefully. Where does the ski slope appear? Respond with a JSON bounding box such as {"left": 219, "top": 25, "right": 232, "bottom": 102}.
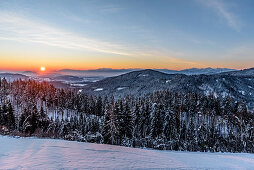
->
{"left": 1, "top": 135, "right": 254, "bottom": 169}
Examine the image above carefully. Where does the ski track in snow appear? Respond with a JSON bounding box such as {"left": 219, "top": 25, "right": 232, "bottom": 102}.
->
{"left": 1, "top": 136, "right": 254, "bottom": 169}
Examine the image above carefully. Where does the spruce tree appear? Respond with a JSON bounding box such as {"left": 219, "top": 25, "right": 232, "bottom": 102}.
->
{"left": 7, "top": 102, "right": 15, "bottom": 130}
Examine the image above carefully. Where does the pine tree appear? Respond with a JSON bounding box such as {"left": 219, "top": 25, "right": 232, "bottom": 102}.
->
{"left": 28, "top": 105, "right": 40, "bottom": 134}
{"left": 122, "top": 101, "right": 134, "bottom": 139}
{"left": 7, "top": 102, "right": 15, "bottom": 130}
{"left": 103, "top": 96, "right": 119, "bottom": 145}
{"left": 187, "top": 116, "right": 196, "bottom": 151}
{"left": 39, "top": 106, "right": 49, "bottom": 131}
{"left": 151, "top": 103, "right": 165, "bottom": 139}
{"left": 95, "top": 96, "right": 103, "bottom": 116}
{"left": 20, "top": 108, "right": 31, "bottom": 133}
{"left": 0, "top": 106, "right": 3, "bottom": 126}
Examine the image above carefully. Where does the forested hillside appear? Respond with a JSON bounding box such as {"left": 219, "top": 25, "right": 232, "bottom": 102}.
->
{"left": 83, "top": 69, "right": 254, "bottom": 109}
{"left": 1, "top": 78, "right": 254, "bottom": 153}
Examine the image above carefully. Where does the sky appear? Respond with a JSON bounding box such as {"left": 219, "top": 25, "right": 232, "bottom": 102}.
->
{"left": 0, "top": 0, "right": 254, "bottom": 72}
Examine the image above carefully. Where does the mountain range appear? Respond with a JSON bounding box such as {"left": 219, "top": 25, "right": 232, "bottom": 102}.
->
{"left": 2, "top": 67, "right": 254, "bottom": 109}
{"left": 55, "top": 67, "right": 236, "bottom": 77}
{"left": 83, "top": 68, "right": 254, "bottom": 109}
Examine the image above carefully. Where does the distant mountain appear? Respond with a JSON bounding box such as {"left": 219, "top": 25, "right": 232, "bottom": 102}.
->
{"left": 22, "top": 71, "right": 37, "bottom": 76}
{"left": 180, "top": 67, "right": 236, "bottom": 75}
{"left": 0, "top": 73, "right": 28, "bottom": 81}
{"left": 58, "top": 68, "right": 134, "bottom": 73}
{"left": 159, "top": 67, "right": 236, "bottom": 75}
{"left": 56, "top": 68, "right": 135, "bottom": 77}
{"left": 57, "top": 67, "right": 236, "bottom": 77}
{"left": 22, "top": 71, "right": 36, "bottom": 74}
{"left": 83, "top": 69, "right": 254, "bottom": 109}
{"left": 221, "top": 67, "right": 254, "bottom": 76}
{"left": 52, "top": 75, "right": 84, "bottom": 82}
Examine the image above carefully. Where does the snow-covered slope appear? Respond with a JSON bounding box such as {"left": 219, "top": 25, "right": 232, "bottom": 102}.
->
{"left": 1, "top": 136, "right": 254, "bottom": 169}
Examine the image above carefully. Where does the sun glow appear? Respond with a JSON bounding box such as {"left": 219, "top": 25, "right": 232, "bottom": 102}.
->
{"left": 40, "top": 66, "right": 46, "bottom": 71}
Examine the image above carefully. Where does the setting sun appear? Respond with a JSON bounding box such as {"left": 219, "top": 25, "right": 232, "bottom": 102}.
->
{"left": 40, "top": 66, "right": 46, "bottom": 71}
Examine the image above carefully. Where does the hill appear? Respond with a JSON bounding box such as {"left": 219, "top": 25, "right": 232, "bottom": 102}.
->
{"left": 0, "top": 73, "right": 28, "bottom": 81}
{"left": 83, "top": 69, "right": 254, "bottom": 108}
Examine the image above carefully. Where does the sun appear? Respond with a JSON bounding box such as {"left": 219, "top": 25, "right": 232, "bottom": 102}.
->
{"left": 40, "top": 66, "right": 46, "bottom": 71}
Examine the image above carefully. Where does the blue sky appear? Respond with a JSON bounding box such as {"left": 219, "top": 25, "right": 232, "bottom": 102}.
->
{"left": 0, "top": 0, "right": 253, "bottom": 71}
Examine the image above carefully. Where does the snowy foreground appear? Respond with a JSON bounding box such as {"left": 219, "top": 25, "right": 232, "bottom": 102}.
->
{"left": 1, "top": 136, "right": 254, "bottom": 169}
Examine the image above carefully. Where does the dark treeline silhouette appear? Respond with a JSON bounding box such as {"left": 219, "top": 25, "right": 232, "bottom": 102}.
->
{"left": 1, "top": 78, "right": 254, "bottom": 153}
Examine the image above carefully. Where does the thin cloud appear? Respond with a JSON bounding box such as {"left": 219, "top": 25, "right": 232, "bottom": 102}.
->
{"left": 198, "top": 0, "right": 241, "bottom": 31}
{"left": 100, "top": 5, "right": 123, "bottom": 13}
{"left": 0, "top": 12, "right": 204, "bottom": 68}
{"left": 0, "top": 12, "right": 137, "bottom": 56}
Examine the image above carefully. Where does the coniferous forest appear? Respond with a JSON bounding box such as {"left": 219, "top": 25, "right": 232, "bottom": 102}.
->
{"left": 1, "top": 78, "right": 254, "bottom": 153}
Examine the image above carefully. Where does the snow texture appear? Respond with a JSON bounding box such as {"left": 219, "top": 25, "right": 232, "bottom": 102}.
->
{"left": 117, "top": 87, "right": 126, "bottom": 91}
{"left": 1, "top": 136, "right": 254, "bottom": 169}
{"left": 71, "top": 84, "right": 87, "bottom": 87}
{"left": 94, "top": 88, "right": 103, "bottom": 91}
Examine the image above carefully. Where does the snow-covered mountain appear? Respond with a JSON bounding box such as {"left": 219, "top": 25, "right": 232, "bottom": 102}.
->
{"left": 55, "top": 67, "right": 236, "bottom": 77}
{"left": 221, "top": 67, "right": 254, "bottom": 76}
{"left": 0, "top": 73, "right": 29, "bottom": 81}
{"left": 0, "top": 67, "right": 237, "bottom": 83}
{"left": 83, "top": 69, "right": 254, "bottom": 108}
{"left": 158, "top": 67, "right": 236, "bottom": 75}
{"left": 179, "top": 67, "right": 236, "bottom": 75}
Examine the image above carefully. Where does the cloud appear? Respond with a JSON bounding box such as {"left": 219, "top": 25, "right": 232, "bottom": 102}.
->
{"left": 224, "top": 45, "right": 254, "bottom": 61}
{"left": 0, "top": 12, "right": 140, "bottom": 56}
{"left": 0, "top": 12, "right": 180, "bottom": 58}
{"left": 0, "top": 12, "right": 205, "bottom": 68}
{"left": 100, "top": 5, "right": 123, "bottom": 13}
{"left": 198, "top": 0, "right": 241, "bottom": 31}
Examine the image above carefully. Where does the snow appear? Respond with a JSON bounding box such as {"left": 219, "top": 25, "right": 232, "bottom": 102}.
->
{"left": 117, "top": 87, "right": 126, "bottom": 91}
{"left": 240, "top": 90, "right": 246, "bottom": 95}
{"left": 1, "top": 136, "right": 254, "bottom": 169}
{"left": 138, "top": 74, "right": 149, "bottom": 77}
{"left": 199, "top": 84, "right": 216, "bottom": 96}
{"left": 71, "top": 84, "right": 87, "bottom": 87}
{"left": 94, "top": 88, "right": 103, "bottom": 91}
{"left": 222, "top": 91, "right": 228, "bottom": 98}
